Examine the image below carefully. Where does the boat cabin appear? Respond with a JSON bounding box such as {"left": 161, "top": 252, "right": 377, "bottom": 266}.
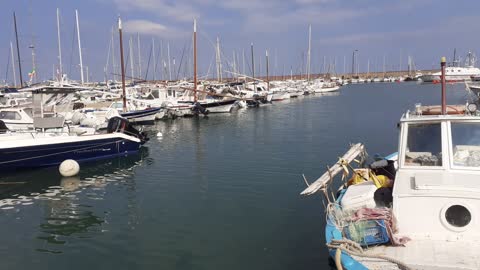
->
{"left": 394, "top": 107, "right": 480, "bottom": 241}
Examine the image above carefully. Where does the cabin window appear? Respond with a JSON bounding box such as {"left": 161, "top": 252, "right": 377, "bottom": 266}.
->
{"left": 112, "top": 103, "right": 123, "bottom": 109}
{"left": 451, "top": 123, "right": 480, "bottom": 167}
{"left": 405, "top": 123, "right": 442, "bottom": 166}
{"left": 0, "top": 111, "right": 21, "bottom": 120}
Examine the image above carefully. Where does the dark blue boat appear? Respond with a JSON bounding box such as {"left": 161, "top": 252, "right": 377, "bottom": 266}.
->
{"left": 0, "top": 117, "right": 148, "bottom": 171}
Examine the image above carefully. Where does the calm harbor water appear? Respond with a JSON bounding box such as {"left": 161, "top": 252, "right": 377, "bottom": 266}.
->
{"left": 0, "top": 82, "right": 468, "bottom": 269}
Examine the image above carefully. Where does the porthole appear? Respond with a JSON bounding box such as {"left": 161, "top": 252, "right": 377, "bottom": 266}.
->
{"left": 445, "top": 205, "right": 471, "bottom": 227}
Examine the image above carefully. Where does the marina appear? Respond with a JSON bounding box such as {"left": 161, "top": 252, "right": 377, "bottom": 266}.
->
{"left": 0, "top": 82, "right": 472, "bottom": 269}
{"left": 2, "top": 2, "right": 480, "bottom": 270}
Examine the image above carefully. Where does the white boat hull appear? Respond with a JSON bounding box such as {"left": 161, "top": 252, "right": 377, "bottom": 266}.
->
{"left": 205, "top": 103, "right": 234, "bottom": 113}
{"left": 272, "top": 92, "right": 290, "bottom": 101}
{"left": 314, "top": 86, "right": 340, "bottom": 93}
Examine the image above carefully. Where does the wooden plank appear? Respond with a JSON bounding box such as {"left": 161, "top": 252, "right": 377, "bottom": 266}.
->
{"left": 300, "top": 143, "right": 364, "bottom": 196}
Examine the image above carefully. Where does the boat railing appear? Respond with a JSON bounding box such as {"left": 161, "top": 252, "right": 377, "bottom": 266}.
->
{"left": 300, "top": 143, "right": 366, "bottom": 200}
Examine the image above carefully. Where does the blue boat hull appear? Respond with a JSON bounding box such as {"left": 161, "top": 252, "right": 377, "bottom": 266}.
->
{"left": 120, "top": 107, "right": 160, "bottom": 124}
{"left": 0, "top": 137, "right": 140, "bottom": 170}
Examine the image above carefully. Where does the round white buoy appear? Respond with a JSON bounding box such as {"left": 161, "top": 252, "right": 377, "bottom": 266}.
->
{"left": 157, "top": 132, "right": 163, "bottom": 137}
{"left": 59, "top": 159, "right": 80, "bottom": 177}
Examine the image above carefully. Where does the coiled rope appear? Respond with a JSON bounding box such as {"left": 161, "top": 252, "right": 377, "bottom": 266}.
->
{"left": 326, "top": 239, "right": 412, "bottom": 270}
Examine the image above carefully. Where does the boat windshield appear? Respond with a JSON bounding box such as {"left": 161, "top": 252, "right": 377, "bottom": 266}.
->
{"left": 405, "top": 123, "right": 442, "bottom": 166}
{"left": 451, "top": 122, "right": 480, "bottom": 167}
{"left": 111, "top": 103, "right": 123, "bottom": 109}
{"left": 0, "top": 110, "right": 22, "bottom": 120}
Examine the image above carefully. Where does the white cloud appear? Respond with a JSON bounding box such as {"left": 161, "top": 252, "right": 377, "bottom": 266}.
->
{"left": 241, "top": 6, "right": 365, "bottom": 33}
{"left": 123, "top": 20, "right": 188, "bottom": 39}
{"left": 113, "top": 0, "right": 200, "bottom": 22}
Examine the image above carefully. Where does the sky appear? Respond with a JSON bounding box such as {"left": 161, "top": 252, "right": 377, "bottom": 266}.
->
{"left": 0, "top": 0, "right": 479, "bottom": 84}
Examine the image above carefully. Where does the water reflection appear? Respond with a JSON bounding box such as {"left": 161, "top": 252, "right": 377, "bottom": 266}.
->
{"left": 0, "top": 148, "right": 149, "bottom": 253}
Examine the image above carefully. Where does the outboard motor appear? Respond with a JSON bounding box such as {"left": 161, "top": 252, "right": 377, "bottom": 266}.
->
{"left": 0, "top": 120, "right": 9, "bottom": 134}
{"left": 370, "top": 159, "right": 396, "bottom": 179}
{"left": 192, "top": 102, "right": 209, "bottom": 115}
{"left": 246, "top": 99, "right": 260, "bottom": 107}
{"left": 107, "top": 117, "right": 149, "bottom": 145}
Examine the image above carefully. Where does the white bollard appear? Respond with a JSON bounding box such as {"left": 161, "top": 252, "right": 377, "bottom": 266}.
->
{"left": 59, "top": 159, "right": 80, "bottom": 177}
{"left": 157, "top": 132, "right": 163, "bottom": 137}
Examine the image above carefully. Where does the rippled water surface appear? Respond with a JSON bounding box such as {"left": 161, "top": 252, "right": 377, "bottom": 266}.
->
{"left": 0, "top": 82, "right": 468, "bottom": 269}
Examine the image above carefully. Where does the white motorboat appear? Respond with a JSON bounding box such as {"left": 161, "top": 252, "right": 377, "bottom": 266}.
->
{"left": 0, "top": 107, "right": 33, "bottom": 130}
{"left": 0, "top": 87, "right": 148, "bottom": 171}
{"left": 0, "top": 116, "right": 147, "bottom": 171}
{"left": 110, "top": 101, "right": 160, "bottom": 124}
{"left": 314, "top": 82, "right": 340, "bottom": 94}
{"left": 271, "top": 90, "right": 290, "bottom": 101}
{"left": 420, "top": 52, "right": 480, "bottom": 83}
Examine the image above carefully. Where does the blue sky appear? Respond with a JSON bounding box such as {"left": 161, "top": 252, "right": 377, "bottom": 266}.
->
{"left": 1, "top": 0, "right": 479, "bottom": 83}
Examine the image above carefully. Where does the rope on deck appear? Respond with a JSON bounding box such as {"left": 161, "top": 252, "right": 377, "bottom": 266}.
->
{"left": 326, "top": 239, "right": 412, "bottom": 270}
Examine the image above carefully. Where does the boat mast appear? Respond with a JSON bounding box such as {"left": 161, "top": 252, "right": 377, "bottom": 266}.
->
{"left": 251, "top": 43, "right": 255, "bottom": 92}
{"left": 233, "top": 50, "right": 236, "bottom": 81}
{"left": 167, "top": 42, "right": 172, "bottom": 80}
{"left": 10, "top": 41, "right": 17, "bottom": 87}
{"left": 104, "top": 35, "right": 111, "bottom": 84}
{"left": 152, "top": 38, "right": 156, "bottom": 81}
{"left": 216, "top": 37, "right": 222, "bottom": 82}
{"left": 75, "top": 10, "right": 84, "bottom": 84}
{"left": 193, "top": 19, "right": 197, "bottom": 102}
{"left": 453, "top": 48, "right": 457, "bottom": 67}
{"left": 266, "top": 50, "right": 269, "bottom": 91}
{"left": 242, "top": 49, "right": 245, "bottom": 77}
{"left": 307, "top": 24, "right": 311, "bottom": 82}
{"left": 13, "top": 12, "right": 23, "bottom": 87}
{"left": 28, "top": 4, "right": 36, "bottom": 84}
{"left": 56, "top": 8, "right": 63, "bottom": 83}
{"left": 351, "top": 51, "right": 355, "bottom": 78}
{"left": 129, "top": 36, "right": 135, "bottom": 81}
{"left": 160, "top": 40, "right": 164, "bottom": 80}
{"left": 111, "top": 27, "right": 116, "bottom": 82}
{"left": 137, "top": 33, "right": 142, "bottom": 79}
{"left": 274, "top": 48, "right": 277, "bottom": 79}
{"left": 399, "top": 49, "right": 402, "bottom": 71}
{"left": 383, "top": 54, "right": 386, "bottom": 78}
{"left": 441, "top": 57, "right": 446, "bottom": 115}
{"left": 118, "top": 17, "right": 127, "bottom": 112}
{"left": 28, "top": 47, "right": 36, "bottom": 84}
{"left": 367, "top": 58, "right": 370, "bottom": 78}
{"left": 407, "top": 56, "right": 411, "bottom": 77}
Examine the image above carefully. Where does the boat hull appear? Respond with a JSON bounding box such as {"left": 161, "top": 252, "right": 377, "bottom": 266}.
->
{"left": 202, "top": 99, "right": 236, "bottom": 113}
{"left": 0, "top": 134, "right": 141, "bottom": 170}
{"left": 272, "top": 92, "right": 290, "bottom": 101}
{"left": 421, "top": 74, "right": 475, "bottom": 83}
{"left": 120, "top": 107, "right": 160, "bottom": 124}
{"left": 314, "top": 86, "right": 340, "bottom": 93}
